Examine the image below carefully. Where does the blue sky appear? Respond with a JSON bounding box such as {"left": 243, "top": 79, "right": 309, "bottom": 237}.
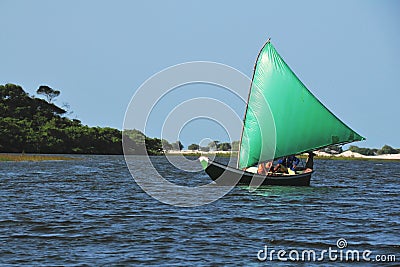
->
{"left": 1, "top": 0, "right": 399, "bottom": 149}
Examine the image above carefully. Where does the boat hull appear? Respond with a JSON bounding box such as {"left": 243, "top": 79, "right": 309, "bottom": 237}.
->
{"left": 200, "top": 157, "right": 312, "bottom": 186}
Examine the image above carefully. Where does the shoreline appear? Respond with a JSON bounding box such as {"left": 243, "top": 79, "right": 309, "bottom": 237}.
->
{"left": 165, "top": 150, "right": 400, "bottom": 161}
{"left": 2, "top": 151, "right": 399, "bottom": 162}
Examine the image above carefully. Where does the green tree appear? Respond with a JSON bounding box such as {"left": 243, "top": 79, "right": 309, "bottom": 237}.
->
{"left": 207, "top": 140, "right": 218, "bottom": 151}
{"left": 0, "top": 117, "right": 25, "bottom": 152}
{"left": 348, "top": 145, "right": 376, "bottom": 156}
{"left": 37, "top": 85, "right": 60, "bottom": 103}
{"left": 145, "top": 137, "right": 163, "bottom": 155}
{"left": 377, "top": 145, "right": 398, "bottom": 155}
{"left": 122, "top": 129, "right": 146, "bottom": 154}
{"left": 231, "top": 140, "right": 240, "bottom": 151}
{"left": 0, "top": 84, "right": 28, "bottom": 100}
{"left": 199, "top": 146, "right": 210, "bottom": 152}
{"left": 217, "top": 142, "right": 231, "bottom": 151}
{"left": 172, "top": 141, "right": 184, "bottom": 150}
{"left": 188, "top": 143, "right": 199, "bottom": 150}
{"left": 0, "top": 83, "right": 123, "bottom": 154}
{"left": 123, "top": 129, "right": 145, "bottom": 143}
{"left": 0, "top": 83, "right": 176, "bottom": 155}
{"left": 161, "top": 139, "right": 173, "bottom": 151}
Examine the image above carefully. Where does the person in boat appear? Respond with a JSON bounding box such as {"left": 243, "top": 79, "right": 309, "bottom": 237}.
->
{"left": 303, "top": 152, "right": 315, "bottom": 173}
{"left": 257, "top": 161, "right": 273, "bottom": 175}
{"left": 273, "top": 155, "right": 300, "bottom": 173}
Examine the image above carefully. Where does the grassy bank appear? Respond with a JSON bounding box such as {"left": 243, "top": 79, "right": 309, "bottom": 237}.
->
{"left": 0, "top": 154, "right": 77, "bottom": 162}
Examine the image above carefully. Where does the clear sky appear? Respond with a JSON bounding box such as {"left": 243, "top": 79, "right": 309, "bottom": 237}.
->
{"left": 1, "top": 0, "right": 399, "bottom": 149}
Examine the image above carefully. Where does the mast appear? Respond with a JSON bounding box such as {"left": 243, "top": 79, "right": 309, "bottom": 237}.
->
{"left": 237, "top": 38, "right": 271, "bottom": 168}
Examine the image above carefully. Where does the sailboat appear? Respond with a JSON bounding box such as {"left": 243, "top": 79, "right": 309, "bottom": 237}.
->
{"left": 199, "top": 38, "right": 365, "bottom": 186}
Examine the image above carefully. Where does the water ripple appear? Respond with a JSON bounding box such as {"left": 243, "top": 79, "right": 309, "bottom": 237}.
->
{"left": 0, "top": 156, "right": 399, "bottom": 266}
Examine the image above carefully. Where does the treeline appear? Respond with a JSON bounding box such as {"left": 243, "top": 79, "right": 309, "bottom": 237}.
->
{"left": 0, "top": 84, "right": 124, "bottom": 154}
{"left": 122, "top": 129, "right": 183, "bottom": 155}
{"left": 186, "top": 141, "right": 240, "bottom": 152}
{"left": 300, "top": 144, "right": 399, "bottom": 156}
{"left": 348, "top": 145, "right": 399, "bottom": 156}
{"left": 0, "top": 83, "right": 222, "bottom": 155}
{"left": 0, "top": 83, "right": 189, "bottom": 155}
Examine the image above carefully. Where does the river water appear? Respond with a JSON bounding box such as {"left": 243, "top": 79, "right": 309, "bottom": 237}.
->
{"left": 1, "top": 155, "right": 399, "bottom": 266}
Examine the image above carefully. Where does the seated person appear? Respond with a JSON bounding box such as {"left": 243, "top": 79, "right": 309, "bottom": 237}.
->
{"left": 303, "top": 152, "right": 315, "bottom": 173}
{"left": 273, "top": 155, "right": 299, "bottom": 174}
{"left": 243, "top": 161, "right": 273, "bottom": 175}
{"left": 257, "top": 161, "right": 273, "bottom": 175}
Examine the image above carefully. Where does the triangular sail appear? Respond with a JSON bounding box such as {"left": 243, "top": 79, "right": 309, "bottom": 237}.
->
{"left": 238, "top": 40, "right": 365, "bottom": 169}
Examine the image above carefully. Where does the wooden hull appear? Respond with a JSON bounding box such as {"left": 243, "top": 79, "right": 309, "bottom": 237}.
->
{"left": 200, "top": 157, "right": 312, "bottom": 186}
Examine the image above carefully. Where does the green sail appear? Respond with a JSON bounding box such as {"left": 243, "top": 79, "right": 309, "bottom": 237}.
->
{"left": 238, "top": 41, "right": 365, "bottom": 169}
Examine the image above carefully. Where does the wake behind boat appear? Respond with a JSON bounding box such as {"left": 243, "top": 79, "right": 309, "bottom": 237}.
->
{"left": 200, "top": 38, "right": 365, "bottom": 186}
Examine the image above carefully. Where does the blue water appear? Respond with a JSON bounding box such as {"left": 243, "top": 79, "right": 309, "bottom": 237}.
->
{"left": 1, "top": 155, "right": 399, "bottom": 266}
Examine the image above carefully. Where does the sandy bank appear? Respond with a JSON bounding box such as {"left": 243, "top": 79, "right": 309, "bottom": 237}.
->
{"left": 315, "top": 151, "right": 400, "bottom": 160}
{"left": 167, "top": 150, "right": 400, "bottom": 160}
